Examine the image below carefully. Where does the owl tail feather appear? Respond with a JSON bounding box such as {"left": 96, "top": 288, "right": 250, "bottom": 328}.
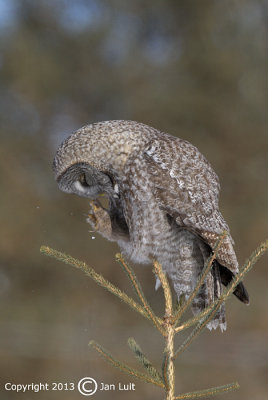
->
{"left": 218, "top": 263, "right": 250, "bottom": 305}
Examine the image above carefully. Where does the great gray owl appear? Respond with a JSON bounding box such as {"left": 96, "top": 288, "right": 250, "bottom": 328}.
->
{"left": 53, "top": 120, "right": 249, "bottom": 331}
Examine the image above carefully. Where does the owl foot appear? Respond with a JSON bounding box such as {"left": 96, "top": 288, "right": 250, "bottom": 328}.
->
{"left": 87, "top": 199, "right": 113, "bottom": 240}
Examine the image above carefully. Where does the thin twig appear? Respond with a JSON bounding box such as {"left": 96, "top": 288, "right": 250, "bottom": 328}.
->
{"left": 174, "top": 382, "right": 239, "bottom": 399}
{"left": 153, "top": 260, "right": 173, "bottom": 318}
{"left": 153, "top": 260, "right": 176, "bottom": 399}
{"left": 175, "top": 307, "right": 212, "bottom": 333}
{"left": 116, "top": 253, "right": 164, "bottom": 333}
{"left": 40, "top": 237, "right": 268, "bottom": 400}
{"left": 40, "top": 246, "right": 150, "bottom": 321}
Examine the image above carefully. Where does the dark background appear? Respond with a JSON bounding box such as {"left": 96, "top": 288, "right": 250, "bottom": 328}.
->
{"left": 0, "top": 1, "right": 268, "bottom": 399}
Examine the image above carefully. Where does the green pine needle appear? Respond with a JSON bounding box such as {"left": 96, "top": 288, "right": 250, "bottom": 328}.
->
{"left": 127, "top": 337, "right": 163, "bottom": 384}
{"left": 40, "top": 237, "right": 268, "bottom": 400}
{"left": 89, "top": 340, "right": 165, "bottom": 388}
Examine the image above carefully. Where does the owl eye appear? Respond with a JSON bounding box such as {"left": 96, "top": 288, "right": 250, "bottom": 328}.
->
{"left": 79, "top": 174, "right": 89, "bottom": 187}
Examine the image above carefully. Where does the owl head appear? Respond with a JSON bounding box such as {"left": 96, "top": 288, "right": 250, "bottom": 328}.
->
{"left": 54, "top": 161, "right": 116, "bottom": 199}
{"left": 53, "top": 120, "right": 153, "bottom": 200}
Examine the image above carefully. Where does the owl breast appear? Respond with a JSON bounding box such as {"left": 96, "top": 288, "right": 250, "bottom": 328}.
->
{"left": 121, "top": 205, "right": 181, "bottom": 265}
{"left": 118, "top": 164, "right": 182, "bottom": 265}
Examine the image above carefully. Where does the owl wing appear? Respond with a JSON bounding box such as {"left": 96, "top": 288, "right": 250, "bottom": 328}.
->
{"left": 143, "top": 136, "right": 239, "bottom": 275}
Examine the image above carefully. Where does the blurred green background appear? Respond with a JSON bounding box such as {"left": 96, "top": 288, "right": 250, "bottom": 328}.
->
{"left": 0, "top": 1, "right": 268, "bottom": 399}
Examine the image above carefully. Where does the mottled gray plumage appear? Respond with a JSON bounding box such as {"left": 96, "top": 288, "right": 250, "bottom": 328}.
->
{"left": 53, "top": 120, "right": 249, "bottom": 330}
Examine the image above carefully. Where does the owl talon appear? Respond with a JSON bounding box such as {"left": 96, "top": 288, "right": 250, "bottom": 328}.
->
{"left": 87, "top": 212, "right": 97, "bottom": 228}
{"left": 86, "top": 199, "right": 113, "bottom": 239}
{"left": 88, "top": 199, "right": 102, "bottom": 211}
